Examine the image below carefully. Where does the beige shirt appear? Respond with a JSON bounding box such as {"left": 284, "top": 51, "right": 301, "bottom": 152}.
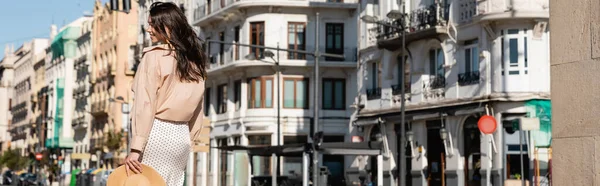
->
{"left": 130, "top": 44, "right": 206, "bottom": 152}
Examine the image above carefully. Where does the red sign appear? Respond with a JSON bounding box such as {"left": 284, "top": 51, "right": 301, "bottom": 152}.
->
{"left": 35, "top": 153, "right": 43, "bottom": 161}
{"left": 478, "top": 115, "right": 497, "bottom": 134}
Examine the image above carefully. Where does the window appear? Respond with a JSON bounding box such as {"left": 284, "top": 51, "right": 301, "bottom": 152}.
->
{"left": 217, "top": 84, "right": 227, "bottom": 114}
{"left": 234, "top": 26, "right": 240, "bottom": 60}
{"left": 219, "top": 32, "right": 224, "bottom": 65}
{"left": 207, "top": 0, "right": 212, "bottom": 14}
{"left": 204, "top": 88, "right": 211, "bottom": 116}
{"left": 464, "top": 39, "right": 479, "bottom": 73}
{"left": 207, "top": 37, "right": 216, "bottom": 64}
{"left": 371, "top": 62, "right": 381, "bottom": 89}
{"left": 394, "top": 55, "right": 410, "bottom": 95}
{"left": 323, "top": 79, "right": 345, "bottom": 110}
{"left": 234, "top": 80, "right": 241, "bottom": 110}
{"left": 283, "top": 136, "right": 307, "bottom": 178}
{"left": 250, "top": 22, "right": 265, "bottom": 59}
{"left": 218, "top": 138, "right": 229, "bottom": 186}
{"left": 372, "top": 0, "right": 380, "bottom": 15}
{"left": 325, "top": 23, "right": 344, "bottom": 61}
{"left": 247, "top": 77, "right": 273, "bottom": 108}
{"left": 288, "top": 23, "right": 306, "bottom": 59}
{"left": 367, "top": 62, "right": 381, "bottom": 100}
{"left": 248, "top": 135, "right": 272, "bottom": 176}
{"left": 502, "top": 29, "right": 529, "bottom": 75}
{"left": 429, "top": 48, "right": 444, "bottom": 77}
{"left": 284, "top": 78, "right": 309, "bottom": 109}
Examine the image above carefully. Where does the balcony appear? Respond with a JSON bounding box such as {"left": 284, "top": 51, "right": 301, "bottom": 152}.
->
{"left": 72, "top": 117, "right": 88, "bottom": 129}
{"left": 423, "top": 75, "right": 446, "bottom": 100}
{"left": 374, "top": 3, "right": 450, "bottom": 51}
{"left": 473, "top": 0, "right": 549, "bottom": 22}
{"left": 366, "top": 88, "right": 381, "bottom": 100}
{"left": 91, "top": 100, "right": 107, "bottom": 115}
{"left": 458, "top": 71, "right": 480, "bottom": 86}
{"left": 392, "top": 83, "right": 410, "bottom": 95}
{"left": 193, "top": 0, "right": 358, "bottom": 26}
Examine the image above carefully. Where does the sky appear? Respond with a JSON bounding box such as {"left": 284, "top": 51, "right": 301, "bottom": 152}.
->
{"left": 0, "top": 0, "right": 109, "bottom": 60}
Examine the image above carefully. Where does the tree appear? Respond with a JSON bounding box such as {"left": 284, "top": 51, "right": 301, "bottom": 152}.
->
{"left": 106, "top": 130, "right": 123, "bottom": 152}
{"left": 0, "top": 149, "right": 30, "bottom": 171}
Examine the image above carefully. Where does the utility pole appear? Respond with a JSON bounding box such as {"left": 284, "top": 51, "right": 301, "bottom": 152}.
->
{"left": 276, "top": 42, "right": 281, "bottom": 178}
{"left": 399, "top": 1, "right": 407, "bottom": 185}
{"left": 312, "top": 12, "right": 321, "bottom": 186}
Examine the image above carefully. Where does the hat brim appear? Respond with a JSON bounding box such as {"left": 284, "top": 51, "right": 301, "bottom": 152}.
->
{"left": 107, "top": 164, "right": 166, "bottom": 186}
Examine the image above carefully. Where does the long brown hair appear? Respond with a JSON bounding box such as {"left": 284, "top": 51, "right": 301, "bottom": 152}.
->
{"left": 149, "top": 2, "right": 207, "bottom": 82}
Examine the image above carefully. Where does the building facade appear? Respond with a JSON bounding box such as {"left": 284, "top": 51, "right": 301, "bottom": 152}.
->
{"left": 0, "top": 45, "right": 16, "bottom": 152}
{"left": 7, "top": 39, "right": 49, "bottom": 157}
{"left": 32, "top": 40, "right": 49, "bottom": 158}
{"left": 71, "top": 18, "right": 94, "bottom": 170}
{"left": 91, "top": 0, "right": 138, "bottom": 168}
{"left": 193, "top": 0, "right": 360, "bottom": 185}
{"left": 353, "top": 0, "right": 551, "bottom": 185}
{"left": 45, "top": 17, "right": 93, "bottom": 179}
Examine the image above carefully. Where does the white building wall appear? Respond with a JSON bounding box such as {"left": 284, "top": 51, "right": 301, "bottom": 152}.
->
{"left": 195, "top": 1, "right": 360, "bottom": 185}
{"left": 355, "top": 0, "right": 550, "bottom": 185}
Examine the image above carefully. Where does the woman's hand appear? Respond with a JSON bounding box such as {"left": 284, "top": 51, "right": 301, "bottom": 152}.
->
{"left": 125, "top": 152, "right": 143, "bottom": 174}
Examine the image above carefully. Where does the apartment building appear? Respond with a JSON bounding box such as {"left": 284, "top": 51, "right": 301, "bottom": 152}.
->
{"left": 192, "top": 0, "right": 360, "bottom": 185}
{"left": 0, "top": 45, "right": 16, "bottom": 152}
{"left": 45, "top": 16, "right": 92, "bottom": 179}
{"left": 91, "top": 0, "right": 138, "bottom": 168}
{"left": 353, "top": 0, "right": 550, "bottom": 185}
{"left": 70, "top": 18, "right": 94, "bottom": 170}
{"left": 4, "top": 39, "right": 49, "bottom": 158}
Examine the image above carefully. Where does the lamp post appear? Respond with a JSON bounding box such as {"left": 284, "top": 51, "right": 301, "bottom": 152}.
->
{"left": 206, "top": 13, "right": 344, "bottom": 185}
{"left": 361, "top": 5, "right": 408, "bottom": 186}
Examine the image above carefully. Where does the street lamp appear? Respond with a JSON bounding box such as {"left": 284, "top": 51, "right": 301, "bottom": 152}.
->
{"left": 361, "top": 6, "right": 408, "bottom": 186}
{"left": 246, "top": 46, "right": 282, "bottom": 181}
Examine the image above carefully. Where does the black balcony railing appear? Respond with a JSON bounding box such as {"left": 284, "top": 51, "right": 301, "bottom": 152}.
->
{"left": 366, "top": 88, "right": 382, "bottom": 100}
{"left": 374, "top": 3, "right": 450, "bottom": 40}
{"left": 392, "top": 84, "right": 411, "bottom": 95}
{"left": 424, "top": 75, "right": 446, "bottom": 90}
{"left": 458, "top": 71, "right": 480, "bottom": 86}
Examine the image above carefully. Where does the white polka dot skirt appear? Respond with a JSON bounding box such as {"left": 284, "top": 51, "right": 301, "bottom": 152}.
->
{"left": 142, "top": 119, "right": 191, "bottom": 186}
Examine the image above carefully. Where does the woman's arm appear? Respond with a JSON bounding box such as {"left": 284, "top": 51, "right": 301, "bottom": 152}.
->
{"left": 188, "top": 86, "right": 206, "bottom": 144}
{"left": 131, "top": 51, "right": 161, "bottom": 152}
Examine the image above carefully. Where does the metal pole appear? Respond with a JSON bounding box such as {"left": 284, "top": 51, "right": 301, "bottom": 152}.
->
{"left": 276, "top": 42, "right": 281, "bottom": 177}
{"left": 272, "top": 42, "right": 281, "bottom": 186}
{"left": 399, "top": 1, "right": 407, "bottom": 185}
{"left": 312, "top": 12, "right": 320, "bottom": 186}
{"left": 520, "top": 130, "right": 525, "bottom": 186}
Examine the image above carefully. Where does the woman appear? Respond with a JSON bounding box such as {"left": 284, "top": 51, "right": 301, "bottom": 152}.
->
{"left": 124, "top": 2, "right": 207, "bottom": 185}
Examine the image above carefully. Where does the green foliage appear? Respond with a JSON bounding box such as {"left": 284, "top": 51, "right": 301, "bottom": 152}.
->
{"left": 106, "top": 130, "right": 123, "bottom": 152}
{"left": 0, "top": 149, "right": 30, "bottom": 170}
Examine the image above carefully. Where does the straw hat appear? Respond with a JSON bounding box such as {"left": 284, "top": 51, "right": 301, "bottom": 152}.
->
{"left": 107, "top": 164, "right": 166, "bottom": 186}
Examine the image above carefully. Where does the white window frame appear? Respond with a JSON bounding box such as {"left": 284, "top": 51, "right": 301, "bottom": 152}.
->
{"left": 502, "top": 29, "right": 529, "bottom": 75}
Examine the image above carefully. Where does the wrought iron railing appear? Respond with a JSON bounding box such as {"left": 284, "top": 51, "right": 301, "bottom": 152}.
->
{"left": 366, "top": 88, "right": 382, "bottom": 100}
{"left": 392, "top": 84, "right": 411, "bottom": 95}
{"left": 424, "top": 75, "right": 446, "bottom": 90}
{"left": 458, "top": 71, "right": 480, "bottom": 86}
{"left": 374, "top": 3, "right": 450, "bottom": 40}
